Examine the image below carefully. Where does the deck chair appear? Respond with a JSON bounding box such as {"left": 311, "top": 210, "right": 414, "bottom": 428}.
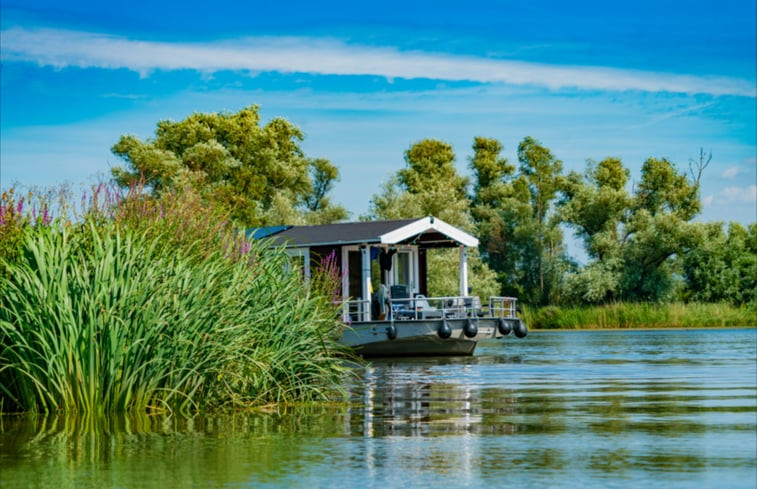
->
{"left": 390, "top": 285, "right": 409, "bottom": 299}
{"left": 413, "top": 294, "right": 443, "bottom": 319}
{"left": 464, "top": 296, "right": 484, "bottom": 317}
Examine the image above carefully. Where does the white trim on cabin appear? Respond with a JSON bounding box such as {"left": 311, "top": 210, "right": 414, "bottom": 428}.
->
{"left": 285, "top": 247, "right": 311, "bottom": 281}
{"left": 379, "top": 216, "right": 478, "bottom": 247}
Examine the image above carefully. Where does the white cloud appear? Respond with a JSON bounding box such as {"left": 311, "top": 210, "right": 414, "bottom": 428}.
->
{"left": 2, "top": 27, "right": 755, "bottom": 97}
{"left": 718, "top": 186, "right": 757, "bottom": 204}
{"left": 721, "top": 166, "right": 744, "bottom": 179}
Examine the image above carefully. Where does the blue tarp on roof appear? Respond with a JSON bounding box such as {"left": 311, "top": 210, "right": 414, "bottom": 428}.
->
{"left": 245, "top": 226, "right": 291, "bottom": 240}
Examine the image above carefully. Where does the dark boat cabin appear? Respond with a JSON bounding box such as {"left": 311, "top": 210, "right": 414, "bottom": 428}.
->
{"left": 249, "top": 216, "right": 478, "bottom": 322}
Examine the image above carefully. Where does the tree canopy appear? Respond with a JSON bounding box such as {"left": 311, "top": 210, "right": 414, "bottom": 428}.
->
{"left": 111, "top": 105, "right": 347, "bottom": 226}
{"left": 366, "top": 139, "right": 498, "bottom": 298}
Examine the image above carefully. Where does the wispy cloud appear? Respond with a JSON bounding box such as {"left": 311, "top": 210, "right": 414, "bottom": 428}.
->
{"left": 718, "top": 185, "right": 757, "bottom": 204}
{"left": 2, "top": 27, "right": 755, "bottom": 97}
{"left": 721, "top": 166, "right": 745, "bottom": 179}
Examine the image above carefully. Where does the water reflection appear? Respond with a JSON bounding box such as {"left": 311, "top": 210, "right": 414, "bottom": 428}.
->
{"left": 1, "top": 410, "right": 355, "bottom": 489}
{"left": 1, "top": 329, "right": 755, "bottom": 489}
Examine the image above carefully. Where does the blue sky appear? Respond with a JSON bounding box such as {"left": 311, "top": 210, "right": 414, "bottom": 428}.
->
{"left": 1, "top": 0, "right": 755, "bottom": 233}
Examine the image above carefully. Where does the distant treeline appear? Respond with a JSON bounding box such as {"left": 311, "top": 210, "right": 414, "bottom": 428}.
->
{"left": 103, "top": 105, "right": 755, "bottom": 307}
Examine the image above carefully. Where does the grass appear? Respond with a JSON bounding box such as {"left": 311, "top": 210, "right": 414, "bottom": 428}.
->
{"left": 0, "top": 186, "right": 353, "bottom": 414}
{"left": 522, "top": 302, "right": 757, "bottom": 329}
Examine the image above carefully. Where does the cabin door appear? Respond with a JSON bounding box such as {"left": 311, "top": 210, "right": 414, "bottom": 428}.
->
{"left": 342, "top": 246, "right": 372, "bottom": 321}
{"left": 392, "top": 247, "right": 419, "bottom": 296}
{"left": 342, "top": 247, "right": 363, "bottom": 301}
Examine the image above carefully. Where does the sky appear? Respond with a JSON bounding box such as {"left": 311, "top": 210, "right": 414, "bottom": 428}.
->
{"left": 1, "top": 0, "right": 756, "bottom": 236}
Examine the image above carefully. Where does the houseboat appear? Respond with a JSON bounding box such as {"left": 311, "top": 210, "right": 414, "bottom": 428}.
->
{"left": 250, "top": 216, "right": 527, "bottom": 357}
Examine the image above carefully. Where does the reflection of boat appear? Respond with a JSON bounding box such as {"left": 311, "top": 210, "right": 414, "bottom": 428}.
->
{"left": 250, "top": 216, "right": 527, "bottom": 357}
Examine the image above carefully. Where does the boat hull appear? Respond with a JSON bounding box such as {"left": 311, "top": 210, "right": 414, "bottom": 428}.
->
{"left": 339, "top": 318, "right": 521, "bottom": 357}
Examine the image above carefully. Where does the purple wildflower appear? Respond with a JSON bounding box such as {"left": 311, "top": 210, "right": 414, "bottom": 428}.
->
{"left": 42, "top": 205, "right": 52, "bottom": 226}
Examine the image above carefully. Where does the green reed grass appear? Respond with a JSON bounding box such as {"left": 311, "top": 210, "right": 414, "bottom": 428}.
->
{"left": 0, "top": 194, "right": 352, "bottom": 414}
{"left": 522, "top": 302, "right": 756, "bottom": 329}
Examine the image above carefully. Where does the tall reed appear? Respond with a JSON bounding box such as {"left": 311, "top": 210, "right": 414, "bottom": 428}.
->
{"left": 522, "top": 302, "right": 756, "bottom": 329}
{"left": 0, "top": 187, "right": 351, "bottom": 414}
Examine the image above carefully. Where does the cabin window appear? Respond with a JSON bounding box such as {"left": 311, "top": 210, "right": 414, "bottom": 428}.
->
{"left": 285, "top": 249, "right": 310, "bottom": 281}
{"left": 393, "top": 249, "right": 417, "bottom": 293}
{"left": 346, "top": 249, "right": 362, "bottom": 300}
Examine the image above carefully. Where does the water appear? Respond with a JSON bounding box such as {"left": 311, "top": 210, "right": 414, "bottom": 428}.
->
{"left": 2, "top": 328, "right": 755, "bottom": 488}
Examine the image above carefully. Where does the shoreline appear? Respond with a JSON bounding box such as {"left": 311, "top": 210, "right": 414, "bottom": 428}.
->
{"left": 529, "top": 324, "right": 756, "bottom": 332}
{"left": 520, "top": 302, "right": 756, "bottom": 330}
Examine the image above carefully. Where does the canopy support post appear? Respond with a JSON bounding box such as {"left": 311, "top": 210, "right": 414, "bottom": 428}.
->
{"left": 459, "top": 245, "right": 469, "bottom": 297}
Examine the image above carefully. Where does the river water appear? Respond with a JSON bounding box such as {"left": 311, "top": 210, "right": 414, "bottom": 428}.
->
{"left": 1, "top": 328, "right": 755, "bottom": 488}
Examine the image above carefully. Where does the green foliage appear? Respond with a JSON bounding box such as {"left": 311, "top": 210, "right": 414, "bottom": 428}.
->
{"left": 369, "top": 139, "right": 473, "bottom": 227}
{"left": 111, "top": 105, "right": 347, "bottom": 227}
{"left": 0, "top": 189, "right": 31, "bottom": 283}
{"left": 470, "top": 137, "right": 516, "bottom": 196}
{"left": 0, "top": 188, "right": 351, "bottom": 414}
{"left": 522, "top": 302, "right": 756, "bottom": 329}
{"left": 471, "top": 136, "right": 569, "bottom": 305}
{"left": 560, "top": 155, "right": 707, "bottom": 303}
{"left": 635, "top": 157, "right": 700, "bottom": 219}
{"left": 366, "top": 139, "right": 497, "bottom": 297}
{"left": 425, "top": 248, "right": 499, "bottom": 299}
{"left": 681, "top": 222, "right": 757, "bottom": 305}
{"left": 561, "top": 158, "right": 631, "bottom": 260}
{"left": 368, "top": 175, "right": 473, "bottom": 228}
{"left": 398, "top": 139, "right": 468, "bottom": 199}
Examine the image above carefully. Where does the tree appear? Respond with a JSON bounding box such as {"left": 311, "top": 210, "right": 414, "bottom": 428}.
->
{"left": 560, "top": 155, "right": 707, "bottom": 303}
{"left": 111, "top": 105, "right": 347, "bottom": 226}
{"left": 681, "top": 222, "right": 756, "bottom": 305}
{"left": 559, "top": 158, "right": 631, "bottom": 303}
{"left": 620, "top": 157, "right": 703, "bottom": 301}
{"left": 469, "top": 136, "right": 571, "bottom": 305}
{"left": 516, "top": 137, "right": 568, "bottom": 304}
{"left": 367, "top": 139, "right": 472, "bottom": 228}
{"left": 367, "top": 139, "right": 498, "bottom": 298}
{"left": 469, "top": 137, "right": 530, "bottom": 298}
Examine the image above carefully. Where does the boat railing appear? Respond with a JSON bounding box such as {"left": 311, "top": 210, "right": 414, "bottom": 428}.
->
{"left": 488, "top": 296, "right": 518, "bottom": 318}
{"left": 337, "top": 299, "right": 371, "bottom": 323}
{"left": 388, "top": 295, "right": 487, "bottom": 321}
{"left": 339, "top": 295, "right": 519, "bottom": 322}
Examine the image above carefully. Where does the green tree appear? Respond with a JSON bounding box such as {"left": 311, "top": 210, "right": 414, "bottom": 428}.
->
{"left": 470, "top": 136, "right": 570, "bottom": 305}
{"left": 367, "top": 139, "right": 472, "bottom": 228}
{"left": 620, "top": 157, "right": 702, "bottom": 301}
{"left": 367, "top": 139, "right": 498, "bottom": 298}
{"left": 681, "top": 222, "right": 756, "bottom": 305}
{"left": 561, "top": 155, "right": 706, "bottom": 303}
{"left": 515, "top": 137, "right": 568, "bottom": 305}
{"left": 111, "top": 105, "right": 347, "bottom": 226}
{"left": 469, "top": 137, "right": 531, "bottom": 299}
{"left": 559, "top": 158, "right": 631, "bottom": 303}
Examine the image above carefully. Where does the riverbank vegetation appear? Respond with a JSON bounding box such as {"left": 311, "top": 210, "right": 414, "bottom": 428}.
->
{"left": 0, "top": 186, "right": 351, "bottom": 414}
{"left": 522, "top": 303, "right": 755, "bottom": 330}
